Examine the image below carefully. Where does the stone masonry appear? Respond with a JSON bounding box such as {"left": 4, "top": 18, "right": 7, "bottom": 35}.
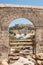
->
{"left": 0, "top": 4, "right": 43, "bottom": 60}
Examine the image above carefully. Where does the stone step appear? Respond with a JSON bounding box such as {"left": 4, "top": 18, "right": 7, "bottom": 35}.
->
{"left": 9, "top": 43, "right": 33, "bottom": 46}
{"left": 9, "top": 54, "right": 19, "bottom": 57}
{"left": 9, "top": 59, "right": 18, "bottom": 64}
{"left": 9, "top": 50, "right": 33, "bottom": 56}
{"left": 10, "top": 46, "right": 33, "bottom": 50}
{"left": 10, "top": 42, "right": 32, "bottom": 44}
{"left": 9, "top": 51, "right": 33, "bottom": 58}
{"left": 10, "top": 46, "right": 33, "bottom": 48}
{"left": 10, "top": 39, "right": 32, "bottom": 42}
{"left": 10, "top": 49, "right": 33, "bottom": 53}
{"left": 9, "top": 56, "right": 20, "bottom": 59}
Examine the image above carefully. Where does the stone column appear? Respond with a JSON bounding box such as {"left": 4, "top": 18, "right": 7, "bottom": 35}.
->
{"left": 1, "top": 26, "right": 9, "bottom": 60}
{"left": 35, "top": 26, "right": 43, "bottom": 59}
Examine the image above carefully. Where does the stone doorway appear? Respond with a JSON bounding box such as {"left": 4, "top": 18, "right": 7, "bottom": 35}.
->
{"left": 0, "top": 4, "right": 43, "bottom": 61}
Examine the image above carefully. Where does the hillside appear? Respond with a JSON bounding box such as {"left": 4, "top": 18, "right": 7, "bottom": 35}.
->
{"left": 9, "top": 24, "right": 35, "bottom": 40}
{"left": 9, "top": 24, "right": 34, "bottom": 30}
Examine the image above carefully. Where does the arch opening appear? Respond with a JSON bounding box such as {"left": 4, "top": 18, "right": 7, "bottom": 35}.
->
{"left": 8, "top": 18, "right": 36, "bottom": 63}
{"left": 9, "top": 18, "right": 35, "bottom": 40}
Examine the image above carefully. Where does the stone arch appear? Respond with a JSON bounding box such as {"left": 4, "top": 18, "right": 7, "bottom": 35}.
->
{"left": 7, "top": 16, "right": 36, "bottom": 27}
{"left": 0, "top": 4, "right": 43, "bottom": 60}
{"left": 0, "top": 7, "right": 40, "bottom": 28}
{"left": 8, "top": 18, "right": 36, "bottom": 62}
{"left": 8, "top": 18, "right": 35, "bottom": 27}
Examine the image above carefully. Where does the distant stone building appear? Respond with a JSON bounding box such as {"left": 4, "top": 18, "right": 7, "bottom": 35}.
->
{"left": 9, "top": 24, "right": 35, "bottom": 34}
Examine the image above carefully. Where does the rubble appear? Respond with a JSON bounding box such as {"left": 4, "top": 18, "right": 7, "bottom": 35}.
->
{"left": 11, "top": 56, "right": 36, "bottom": 65}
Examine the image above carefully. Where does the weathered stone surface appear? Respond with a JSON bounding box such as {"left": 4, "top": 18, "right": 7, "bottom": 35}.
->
{"left": 35, "top": 28, "right": 43, "bottom": 59}
{"left": 0, "top": 4, "right": 43, "bottom": 60}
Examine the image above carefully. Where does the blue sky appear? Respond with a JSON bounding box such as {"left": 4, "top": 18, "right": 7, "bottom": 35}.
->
{"left": 9, "top": 18, "right": 32, "bottom": 27}
{"left": 0, "top": 0, "right": 43, "bottom": 27}
{"left": 0, "top": 0, "right": 43, "bottom": 6}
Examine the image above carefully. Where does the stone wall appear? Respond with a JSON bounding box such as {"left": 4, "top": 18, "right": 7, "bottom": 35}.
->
{"left": 0, "top": 4, "right": 43, "bottom": 60}
{"left": 36, "top": 27, "right": 43, "bottom": 59}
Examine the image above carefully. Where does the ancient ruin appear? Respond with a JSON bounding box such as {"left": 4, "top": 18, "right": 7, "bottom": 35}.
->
{"left": 0, "top": 4, "right": 43, "bottom": 64}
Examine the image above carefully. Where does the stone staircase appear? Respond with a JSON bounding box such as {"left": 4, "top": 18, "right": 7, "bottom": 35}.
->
{"left": 9, "top": 39, "right": 34, "bottom": 63}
